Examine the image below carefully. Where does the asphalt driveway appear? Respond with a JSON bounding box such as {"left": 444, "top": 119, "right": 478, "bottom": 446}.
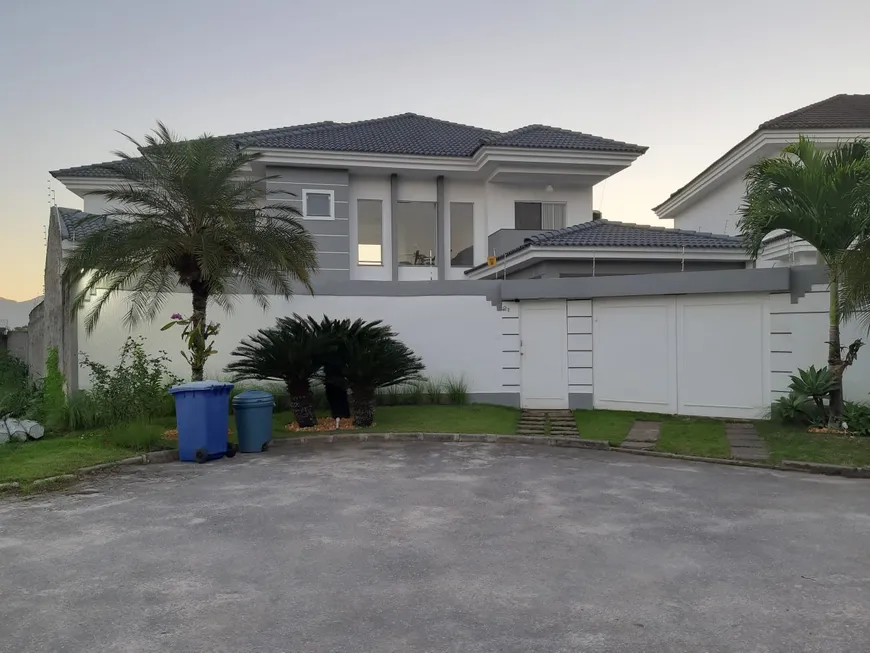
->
{"left": 2, "top": 443, "right": 869, "bottom": 652}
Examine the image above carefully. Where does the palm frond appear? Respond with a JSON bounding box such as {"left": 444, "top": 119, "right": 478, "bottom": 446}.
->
{"left": 63, "top": 122, "right": 319, "bottom": 333}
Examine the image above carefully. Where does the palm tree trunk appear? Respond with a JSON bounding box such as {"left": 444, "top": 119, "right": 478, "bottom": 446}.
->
{"left": 828, "top": 274, "right": 845, "bottom": 423}
{"left": 190, "top": 284, "right": 208, "bottom": 382}
{"left": 351, "top": 387, "right": 376, "bottom": 427}
{"left": 286, "top": 381, "right": 316, "bottom": 428}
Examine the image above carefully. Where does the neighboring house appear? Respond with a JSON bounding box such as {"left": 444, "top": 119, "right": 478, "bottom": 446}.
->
{"left": 40, "top": 110, "right": 867, "bottom": 417}
{"left": 653, "top": 93, "right": 870, "bottom": 266}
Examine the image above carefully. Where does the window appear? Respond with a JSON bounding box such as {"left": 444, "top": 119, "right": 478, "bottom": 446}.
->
{"left": 514, "top": 201, "right": 566, "bottom": 230}
{"left": 396, "top": 201, "right": 436, "bottom": 266}
{"left": 302, "top": 189, "right": 334, "bottom": 219}
{"left": 357, "top": 199, "right": 383, "bottom": 265}
{"left": 450, "top": 202, "right": 474, "bottom": 267}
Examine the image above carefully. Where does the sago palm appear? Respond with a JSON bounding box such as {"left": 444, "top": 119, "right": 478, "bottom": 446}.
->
{"left": 738, "top": 137, "right": 870, "bottom": 420}
{"left": 226, "top": 315, "right": 323, "bottom": 427}
{"left": 62, "top": 122, "right": 319, "bottom": 381}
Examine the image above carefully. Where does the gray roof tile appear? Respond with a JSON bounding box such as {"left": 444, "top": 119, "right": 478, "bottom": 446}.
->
{"left": 484, "top": 125, "right": 647, "bottom": 153}
{"left": 527, "top": 220, "right": 744, "bottom": 249}
{"left": 51, "top": 121, "right": 337, "bottom": 178}
{"left": 467, "top": 220, "right": 744, "bottom": 274}
{"left": 56, "top": 207, "right": 107, "bottom": 240}
{"left": 53, "top": 114, "right": 646, "bottom": 176}
{"left": 246, "top": 113, "right": 501, "bottom": 156}
{"left": 759, "top": 94, "right": 870, "bottom": 130}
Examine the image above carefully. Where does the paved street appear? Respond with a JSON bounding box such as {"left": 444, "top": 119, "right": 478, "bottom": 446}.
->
{"left": 1, "top": 443, "right": 869, "bottom": 652}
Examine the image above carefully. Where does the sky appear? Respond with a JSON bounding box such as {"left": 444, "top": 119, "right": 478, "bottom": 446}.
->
{"left": 1, "top": 0, "right": 868, "bottom": 301}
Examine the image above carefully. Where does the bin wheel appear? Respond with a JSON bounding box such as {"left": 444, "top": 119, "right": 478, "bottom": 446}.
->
{"left": 194, "top": 448, "right": 209, "bottom": 464}
{"left": 226, "top": 443, "right": 238, "bottom": 458}
{"left": 261, "top": 442, "right": 270, "bottom": 452}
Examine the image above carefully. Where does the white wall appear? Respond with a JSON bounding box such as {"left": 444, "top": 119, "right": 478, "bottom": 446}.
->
{"left": 671, "top": 173, "right": 745, "bottom": 235}
{"left": 770, "top": 286, "right": 870, "bottom": 402}
{"left": 75, "top": 290, "right": 507, "bottom": 395}
{"left": 82, "top": 194, "right": 122, "bottom": 215}
{"left": 485, "top": 183, "right": 593, "bottom": 235}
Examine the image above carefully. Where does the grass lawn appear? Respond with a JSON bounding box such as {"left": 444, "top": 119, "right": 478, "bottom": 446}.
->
{"left": 272, "top": 404, "right": 520, "bottom": 436}
{"left": 574, "top": 409, "right": 731, "bottom": 457}
{"left": 657, "top": 419, "right": 731, "bottom": 458}
{"left": 0, "top": 436, "right": 132, "bottom": 485}
{"left": 755, "top": 421, "right": 870, "bottom": 467}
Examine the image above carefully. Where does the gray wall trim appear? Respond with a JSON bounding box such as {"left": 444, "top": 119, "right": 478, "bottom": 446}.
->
{"left": 305, "top": 280, "right": 501, "bottom": 297}
{"left": 569, "top": 393, "right": 593, "bottom": 410}
{"left": 436, "top": 176, "right": 446, "bottom": 281}
{"left": 469, "top": 392, "right": 520, "bottom": 408}
{"left": 313, "top": 234, "right": 350, "bottom": 253}
{"left": 500, "top": 267, "right": 791, "bottom": 301}
{"left": 390, "top": 174, "right": 399, "bottom": 281}
{"left": 789, "top": 265, "right": 828, "bottom": 303}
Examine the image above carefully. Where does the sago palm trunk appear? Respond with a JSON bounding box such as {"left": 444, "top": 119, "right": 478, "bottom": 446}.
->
{"left": 287, "top": 381, "right": 316, "bottom": 428}
{"left": 190, "top": 284, "right": 208, "bottom": 382}
{"left": 351, "top": 387, "right": 376, "bottom": 427}
{"left": 827, "top": 274, "right": 845, "bottom": 423}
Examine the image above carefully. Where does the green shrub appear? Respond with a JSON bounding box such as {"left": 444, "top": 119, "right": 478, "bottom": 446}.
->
{"left": 423, "top": 377, "right": 444, "bottom": 405}
{"left": 843, "top": 401, "right": 870, "bottom": 435}
{"left": 79, "top": 337, "right": 180, "bottom": 427}
{"left": 444, "top": 374, "right": 469, "bottom": 405}
{"left": 64, "top": 390, "right": 101, "bottom": 431}
{"left": 771, "top": 392, "right": 812, "bottom": 424}
{"left": 0, "top": 351, "right": 37, "bottom": 418}
{"left": 406, "top": 380, "right": 425, "bottom": 405}
{"left": 788, "top": 365, "right": 836, "bottom": 418}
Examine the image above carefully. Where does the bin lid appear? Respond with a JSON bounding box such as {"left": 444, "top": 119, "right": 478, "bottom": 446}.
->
{"left": 232, "top": 389, "right": 275, "bottom": 406}
{"left": 169, "top": 380, "right": 235, "bottom": 395}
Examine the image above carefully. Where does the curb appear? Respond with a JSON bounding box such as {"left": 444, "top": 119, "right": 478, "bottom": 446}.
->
{"left": 272, "top": 432, "right": 611, "bottom": 450}
{"left": 272, "top": 432, "right": 870, "bottom": 480}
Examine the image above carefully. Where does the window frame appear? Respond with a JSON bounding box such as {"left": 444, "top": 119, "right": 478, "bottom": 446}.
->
{"left": 356, "top": 198, "right": 384, "bottom": 266}
{"left": 513, "top": 200, "right": 567, "bottom": 230}
{"left": 302, "top": 189, "right": 335, "bottom": 220}
{"left": 449, "top": 202, "right": 474, "bottom": 268}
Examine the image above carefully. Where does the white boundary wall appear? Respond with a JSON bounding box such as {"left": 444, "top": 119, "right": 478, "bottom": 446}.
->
{"left": 75, "top": 292, "right": 507, "bottom": 396}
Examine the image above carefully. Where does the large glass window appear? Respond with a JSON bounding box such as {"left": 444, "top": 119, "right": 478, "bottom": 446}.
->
{"left": 514, "top": 201, "right": 566, "bottom": 229}
{"left": 357, "top": 199, "right": 382, "bottom": 265}
{"left": 450, "top": 202, "right": 474, "bottom": 267}
{"left": 396, "top": 201, "right": 436, "bottom": 266}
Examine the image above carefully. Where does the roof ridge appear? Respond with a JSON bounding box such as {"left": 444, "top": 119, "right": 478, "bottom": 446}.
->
{"left": 603, "top": 219, "right": 741, "bottom": 240}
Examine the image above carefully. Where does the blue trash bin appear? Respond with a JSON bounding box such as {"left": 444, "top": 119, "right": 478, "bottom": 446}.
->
{"left": 233, "top": 390, "right": 275, "bottom": 453}
{"left": 169, "top": 381, "right": 236, "bottom": 463}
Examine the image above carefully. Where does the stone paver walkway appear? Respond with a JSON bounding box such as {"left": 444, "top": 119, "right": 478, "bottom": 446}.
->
{"left": 725, "top": 422, "right": 769, "bottom": 461}
{"left": 620, "top": 420, "right": 661, "bottom": 450}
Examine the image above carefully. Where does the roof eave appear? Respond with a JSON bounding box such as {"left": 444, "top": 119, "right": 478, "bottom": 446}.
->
{"left": 653, "top": 127, "right": 870, "bottom": 219}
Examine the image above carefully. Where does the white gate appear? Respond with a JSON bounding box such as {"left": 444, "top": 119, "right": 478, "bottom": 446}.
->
{"left": 592, "top": 295, "right": 770, "bottom": 419}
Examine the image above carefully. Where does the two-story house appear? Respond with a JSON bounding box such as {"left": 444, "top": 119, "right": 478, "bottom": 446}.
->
{"left": 40, "top": 112, "right": 836, "bottom": 417}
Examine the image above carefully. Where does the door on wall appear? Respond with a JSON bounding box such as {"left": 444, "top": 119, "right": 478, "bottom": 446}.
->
{"left": 592, "top": 295, "right": 769, "bottom": 419}
{"left": 520, "top": 301, "right": 569, "bottom": 409}
{"left": 592, "top": 298, "right": 678, "bottom": 413}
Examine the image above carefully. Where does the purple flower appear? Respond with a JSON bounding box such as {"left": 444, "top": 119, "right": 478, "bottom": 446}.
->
{"left": 171, "top": 313, "right": 183, "bottom": 320}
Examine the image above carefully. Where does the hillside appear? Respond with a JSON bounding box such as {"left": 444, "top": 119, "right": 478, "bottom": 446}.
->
{"left": 0, "top": 297, "right": 42, "bottom": 328}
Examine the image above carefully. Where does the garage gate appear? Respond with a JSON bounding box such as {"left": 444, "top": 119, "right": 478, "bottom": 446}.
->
{"left": 519, "top": 295, "right": 771, "bottom": 419}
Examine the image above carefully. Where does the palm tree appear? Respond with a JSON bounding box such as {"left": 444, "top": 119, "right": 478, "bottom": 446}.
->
{"left": 329, "top": 318, "right": 424, "bottom": 427}
{"left": 738, "top": 137, "right": 870, "bottom": 420}
{"left": 226, "top": 315, "right": 323, "bottom": 427}
{"left": 62, "top": 122, "right": 319, "bottom": 381}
